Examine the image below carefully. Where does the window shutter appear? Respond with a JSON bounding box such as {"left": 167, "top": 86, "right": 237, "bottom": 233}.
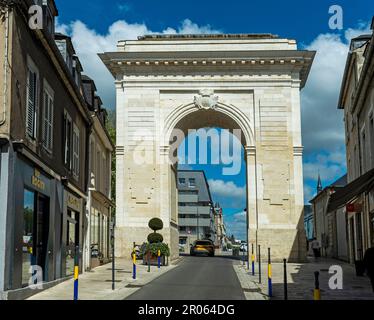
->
{"left": 42, "top": 91, "right": 48, "bottom": 148}
{"left": 48, "top": 96, "right": 54, "bottom": 151}
{"left": 26, "top": 70, "right": 36, "bottom": 138}
{"left": 72, "top": 127, "right": 80, "bottom": 176}
{"left": 42, "top": 91, "right": 54, "bottom": 152}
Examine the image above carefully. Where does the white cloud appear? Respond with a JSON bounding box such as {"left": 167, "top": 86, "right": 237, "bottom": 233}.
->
{"left": 55, "top": 19, "right": 220, "bottom": 109}
{"left": 208, "top": 179, "right": 246, "bottom": 208}
{"left": 224, "top": 210, "right": 247, "bottom": 241}
{"left": 301, "top": 22, "right": 371, "bottom": 203}
{"left": 304, "top": 149, "right": 346, "bottom": 180}
{"left": 303, "top": 148, "right": 347, "bottom": 200}
{"left": 301, "top": 22, "right": 371, "bottom": 153}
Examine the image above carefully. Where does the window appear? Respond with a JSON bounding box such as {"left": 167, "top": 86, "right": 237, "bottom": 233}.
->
{"left": 103, "top": 154, "right": 107, "bottom": 194}
{"left": 26, "top": 58, "right": 39, "bottom": 139}
{"left": 188, "top": 178, "right": 196, "bottom": 188}
{"left": 63, "top": 111, "right": 72, "bottom": 169}
{"left": 90, "top": 140, "right": 95, "bottom": 180}
{"left": 179, "top": 190, "right": 198, "bottom": 195}
{"left": 102, "top": 154, "right": 106, "bottom": 192}
{"left": 42, "top": 81, "right": 54, "bottom": 153}
{"left": 179, "top": 178, "right": 186, "bottom": 185}
{"left": 96, "top": 148, "right": 101, "bottom": 190}
{"left": 72, "top": 125, "right": 80, "bottom": 178}
{"left": 361, "top": 127, "right": 367, "bottom": 174}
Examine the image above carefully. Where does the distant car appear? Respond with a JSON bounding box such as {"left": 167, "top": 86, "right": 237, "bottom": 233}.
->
{"left": 190, "top": 240, "right": 215, "bottom": 257}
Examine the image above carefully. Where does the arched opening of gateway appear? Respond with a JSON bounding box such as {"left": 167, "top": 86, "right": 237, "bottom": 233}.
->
{"left": 167, "top": 107, "right": 250, "bottom": 257}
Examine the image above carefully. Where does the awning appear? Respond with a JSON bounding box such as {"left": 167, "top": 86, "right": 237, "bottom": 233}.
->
{"left": 327, "top": 168, "right": 374, "bottom": 212}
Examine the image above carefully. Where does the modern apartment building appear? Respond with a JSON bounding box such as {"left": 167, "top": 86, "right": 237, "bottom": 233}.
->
{"left": 177, "top": 170, "right": 214, "bottom": 252}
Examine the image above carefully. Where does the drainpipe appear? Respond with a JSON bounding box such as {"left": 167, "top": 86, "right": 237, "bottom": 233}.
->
{"left": 1, "top": 6, "right": 10, "bottom": 126}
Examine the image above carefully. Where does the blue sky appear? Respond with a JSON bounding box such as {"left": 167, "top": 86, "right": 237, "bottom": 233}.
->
{"left": 55, "top": 0, "right": 373, "bottom": 240}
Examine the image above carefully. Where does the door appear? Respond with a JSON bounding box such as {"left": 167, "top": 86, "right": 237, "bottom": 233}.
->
{"left": 356, "top": 213, "right": 363, "bottom": 260}
{"left": 35, "top": 194, "right": 50, "bottom": 281}
{"left": 349, "top": 217, "right": 356, "bottom": 263}
{"left": 22, "top": 190, "right": 50, "bottom": 286}
{"left": 66, "top": 210, "right": 79, "bottom": 276}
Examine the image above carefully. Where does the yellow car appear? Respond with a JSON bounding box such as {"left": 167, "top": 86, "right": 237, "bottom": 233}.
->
{"left": 190, "top": 240, "right": 215, "bottom": 257}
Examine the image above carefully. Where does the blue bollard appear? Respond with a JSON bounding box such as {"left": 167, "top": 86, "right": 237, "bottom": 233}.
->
{"left": 132, "top": 250, "right": 136, "bottom": 279}
{"left": 251, "top": 243, "right": 255, "bottom": 276}
{"left": 268, "top": 248, "right": 273, "bottom": 297}
{"left": 73, "top": 245, "right": 79, "bottom": 301}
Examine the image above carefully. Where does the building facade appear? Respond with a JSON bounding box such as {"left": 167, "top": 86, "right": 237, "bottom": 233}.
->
{"left": 100, "top": 33, "right": 315, "bottom": 262}
{"left": 330, "top": 20, "right": 374, "bottom": 264}
{"left": 310, "top": 175, "right": 348, "bottom": 261}
{"left": 0, "top": 1, "right": 112, "bottom": 299}
{"left": 177, "top": 170, "right": 214, "bottom": 253}
{"left": 81, "top": 76, "right": 114, "bottom": 271}
{"left": 213, "top": 203, "right": 227, "bottom": 250}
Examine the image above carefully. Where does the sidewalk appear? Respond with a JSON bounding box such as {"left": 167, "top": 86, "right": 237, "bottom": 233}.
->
{"left": 234, "top": 257, "right": 374, "bottom": 300}
{"left": 27, "top": 258, "right": 182, "bottom": 300}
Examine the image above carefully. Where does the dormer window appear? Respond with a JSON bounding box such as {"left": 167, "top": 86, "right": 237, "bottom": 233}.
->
{"left": 72, "top": 56, "right": 83, "bottom": 88}
{"left": 35, "top": 0, "right": 57, "bottom": 35}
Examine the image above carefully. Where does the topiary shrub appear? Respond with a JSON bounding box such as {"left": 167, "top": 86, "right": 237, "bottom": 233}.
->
{"left": 147, "top": 232, "right": 163, "bottom": 244}
{"left": 148, "top": 218, "right": 163, "bottom": 232}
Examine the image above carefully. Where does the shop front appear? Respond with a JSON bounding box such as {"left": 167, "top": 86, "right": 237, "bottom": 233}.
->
{"left": 10, "top": 155, "right": 64, "bottom": 293}
{"left": 88, "top": 191, "right": 112, "bottom": 270}
{"left": 62, "top": 188, "right": 85, "bottom": 277}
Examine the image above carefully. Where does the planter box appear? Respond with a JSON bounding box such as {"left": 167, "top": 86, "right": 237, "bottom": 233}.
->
{"left": 142, "top": 253, "right": 168, "bottom": 266}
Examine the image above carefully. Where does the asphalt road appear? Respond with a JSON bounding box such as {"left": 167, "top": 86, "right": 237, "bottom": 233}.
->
{"left": 126, "top": 255, "right": 245, "bottom": 300}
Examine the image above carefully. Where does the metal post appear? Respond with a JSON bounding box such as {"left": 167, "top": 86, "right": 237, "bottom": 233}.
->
{"left": 314, "top": 271, "right": 321, "bottom": 300}
{"left": 251, "top": 243, "right": 255, "bottom": 276}
{"left": 242, "top": 247, "right": 245, "bottom": 265}
{"left": 111, "top": 220, "right": 115, "bottom": 290}
{"left": 132, "top": 249, "right": 136, "bottom": 279}
{"left": 147, "top": 251, "right": 151, "bottom": 272}
{"left": 268, "top": 248, "right": 272, "bottom": 297}
{"left": 283, "top": 259, "right": 288, "bottom": 300}
{"left": 258, "top": 245, "right": 261, "bottom": 284}
{"left": 73, "top": 245, "right": 79, "bottom": 301}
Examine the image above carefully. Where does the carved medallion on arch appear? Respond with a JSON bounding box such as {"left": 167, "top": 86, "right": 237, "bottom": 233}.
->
{"left": 194, "top": 89, "right": 219, "bottom": 110}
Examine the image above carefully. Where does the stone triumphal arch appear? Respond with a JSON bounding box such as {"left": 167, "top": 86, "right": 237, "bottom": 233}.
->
{"left": 100, "top": 34, "right": 315, "bottom": 262}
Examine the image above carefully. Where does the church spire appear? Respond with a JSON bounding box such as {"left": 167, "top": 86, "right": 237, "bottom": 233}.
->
{"left": 317, "top": 172, "right": 323, "bottom": 193}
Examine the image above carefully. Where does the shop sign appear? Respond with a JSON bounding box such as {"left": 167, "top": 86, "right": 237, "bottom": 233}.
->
{"left": 346, "top": 203, "right": 362, "bottom": 213}
{"left": 67, "top": 192, "right": 81, "bottom": 212}
{"left": 31, "top": 169, "right": 45, "bottom": 191}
